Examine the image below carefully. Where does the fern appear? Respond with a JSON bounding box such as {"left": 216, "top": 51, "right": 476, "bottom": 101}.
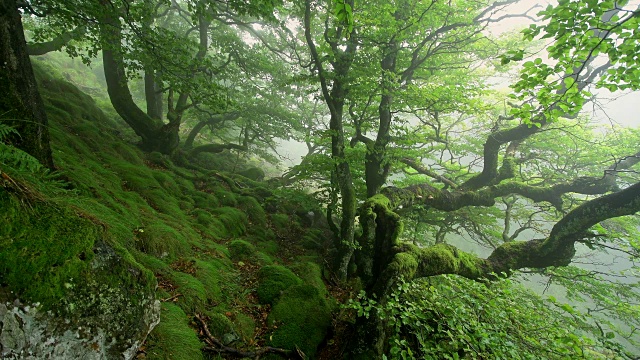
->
{"left": 0, "top": 122, "right": 18, "bottom": 140}
{"left": 0, "top": 122, "right": 42, "bottom": 172}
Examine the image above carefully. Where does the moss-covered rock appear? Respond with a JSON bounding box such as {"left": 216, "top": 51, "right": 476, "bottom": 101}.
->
{"left": 291, "top": 262, "right": 327, "bottom": 296}
{"left": 228, "top": 239, "right": 257, "bottom": 261}
{"left": 211, "top": 207, "right": 248, "bottom": 238}
{"left": 270, "top": 213, "right": 290, "bottom": 233}
{"left": 0, "top": 192, "right": 159, "bottom": 359}
{"left": 256, "top": 266, "right": 302, "bottom": 305}
{"left": 267, "top": 285, "right": 332, "bottom": 358}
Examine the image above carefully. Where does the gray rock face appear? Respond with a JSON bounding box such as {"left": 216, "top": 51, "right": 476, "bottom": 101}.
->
{"left": 0, "top": 241, "right": 160, "bottom": 360}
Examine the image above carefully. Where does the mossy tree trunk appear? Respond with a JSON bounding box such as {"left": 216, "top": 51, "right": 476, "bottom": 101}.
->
{"left": 0, "top": 0, "right": 54, "bottom": 169}
{"left": 304, "top": 0, "right": 358, "bottom": 280}
{"left": 100, "top": 10, "right": 211, "bottom": 155}
{"left": 350, "top": 175, "right": 640, "bottom": 357}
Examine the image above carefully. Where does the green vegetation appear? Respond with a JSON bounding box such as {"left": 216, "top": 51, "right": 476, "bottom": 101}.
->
{"left": 145, "top": 303, "right": 204, "bottom": 360}
{"left": 256, "top": 265, "right": 303, "bottom": 305}
{"left": 268, "top": 285, "right": 333, "bottom": 358}
{"left": 2, "top": 0, "right": 640, "bottom": 358}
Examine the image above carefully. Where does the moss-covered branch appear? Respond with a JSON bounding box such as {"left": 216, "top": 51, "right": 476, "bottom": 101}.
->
{"left": 27, "top": 26, "right": 86, "bottom": 56}
{"left": 188, "top": 142, "right": 247, "bottom": 157}
{"left": 381, "top": 172, "right": 624, "bottom": 212}
{"left": 363, "top": 181, "right": 640, "bottom": 297}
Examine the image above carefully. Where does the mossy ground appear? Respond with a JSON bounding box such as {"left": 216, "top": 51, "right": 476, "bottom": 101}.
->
{"left": 0, "top": 60, "right": 336, "bottom": 359}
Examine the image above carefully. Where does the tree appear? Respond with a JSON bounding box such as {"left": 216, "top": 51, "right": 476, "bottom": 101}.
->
{"left": 297, "top": 0, "right": 640, "bottom": 356}
{"left": 0, "top": 0, "right": 53, "bottom": 168}
{"left": 24, "top": 0, "right": 284, "bottom": 154}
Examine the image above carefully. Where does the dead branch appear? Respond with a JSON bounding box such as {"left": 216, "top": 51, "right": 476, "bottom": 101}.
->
{"left": 195, "top": 313, "right": 305, "bottom": 359}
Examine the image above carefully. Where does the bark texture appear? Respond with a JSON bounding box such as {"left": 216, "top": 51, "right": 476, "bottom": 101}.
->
{"left": 0, "top": 0, "right": 54, "bottom": 168}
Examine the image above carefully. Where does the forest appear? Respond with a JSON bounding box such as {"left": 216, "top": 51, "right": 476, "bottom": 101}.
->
{"left": 1, "top": 0, "right": 640, "bottom": 358}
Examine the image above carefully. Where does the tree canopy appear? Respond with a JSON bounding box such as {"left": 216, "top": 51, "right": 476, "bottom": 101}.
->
{"left": 2, "top": 0, "right": 640, "bottom": 358}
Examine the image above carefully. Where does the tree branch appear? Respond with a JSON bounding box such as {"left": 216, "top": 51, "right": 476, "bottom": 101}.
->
{"left": 27, "top": 26, "right": 86, "bottom": 55}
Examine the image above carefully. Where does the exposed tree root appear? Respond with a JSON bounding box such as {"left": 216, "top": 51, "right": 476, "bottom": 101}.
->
{"left": 195, "top": 313, "right": 305, "bottom": 360}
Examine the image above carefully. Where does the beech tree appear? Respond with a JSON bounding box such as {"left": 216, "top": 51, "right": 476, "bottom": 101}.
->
{"left": 23, "top": 0, "right": 286, "bottom": 154}
{"left": 297, "top": 0, "right": 640, "bottom": 356}
{"left": 0, "top": 0, "right": 53, "bottom": 168}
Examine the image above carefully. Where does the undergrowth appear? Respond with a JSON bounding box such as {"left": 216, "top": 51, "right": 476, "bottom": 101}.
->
{"left": 0, "top": 59, "right": 335, "bottom": 360}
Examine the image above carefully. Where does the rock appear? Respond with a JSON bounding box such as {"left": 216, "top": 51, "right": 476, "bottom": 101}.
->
{"left": 0, "top": 241, "right": 160, "bottom": 360}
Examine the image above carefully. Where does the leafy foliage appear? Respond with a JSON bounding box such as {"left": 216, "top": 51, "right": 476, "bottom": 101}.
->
{"left": 511, "top": 0, "right": 640, "bottom": 124}
{"left": 348, "top": 275, "right": 629, "bottom": 359}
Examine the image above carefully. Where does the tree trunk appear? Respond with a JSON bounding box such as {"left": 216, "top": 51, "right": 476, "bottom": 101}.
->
{"left": 304, "top": 0, "right": 358, "bottom": 280}
{"left": 0, "top": 0, "right": 54, "bottom": 169}
{"left": 100, "top": 16, "right": 179, "bottom": 154}
{"left": 144, "top": 69, "right": 163, "bottom": 121}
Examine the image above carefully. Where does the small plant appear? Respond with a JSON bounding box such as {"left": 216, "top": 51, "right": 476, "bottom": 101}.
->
{"left": 346, "top": 275, "right": 627, "bottom": 360}
{"left": 0, "top": 121, "right": 42, "bottom": 173}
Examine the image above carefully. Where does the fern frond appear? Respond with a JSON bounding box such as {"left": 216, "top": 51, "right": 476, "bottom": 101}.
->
{"left": 0, "top": 138, "right": 42, "bottom": 172}
{"left": 0, "top": 123, "right": 19, "bottom": 142}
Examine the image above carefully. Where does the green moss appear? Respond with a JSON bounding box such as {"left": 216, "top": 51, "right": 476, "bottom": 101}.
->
{"left": 415, "top": 243, "right": 484, "bottom": 278}
{"left": 301, "top": 229, "right": 325, "bottom": 250}
{"left": 111, "top": 143, "right": 144, "bottom": 165}
{"left": 234, "top": 313, "right": 256, "bottom": 341}
{"left": 212, "top": 186, "right": 238, "bottom": 207}
{"left": 270, "top": 213, "right": 290, "bottom": 232}
{"left": 192, "top": 192, "right": 220, "bottom": 210}
{"left": 255, "top": 240, "right": 279, "bottom": 255}
{"left": 207, "top": 313, "right": 235, "bottom": 339}
{"left": 267, "top": 285, "right": 332, "bottom": 358}
{"left": 134, "top": 220, "right": 191, "bottom": 259}
{"left": 192, "top": 209, "right": 213, "bottom": 227}
{"left": 237, "top": 196, "right": 267, "bottom": 228}
{"left": 256, "top": 265, "right": 302, "bottom": 305}
{"left": 0, "top": 192, "right": 96, "bottom": 309}
{"left": 254, "top": 252, "right": 274, "bottom": 265}
{"left": 389, "top": 252, "right": 419, "bottom": 279}
{"left": 291, "top": 262, "right": 327, "bottom": 296}
{"left": 211, "top": 207, "right": 248, "bottom": 238}
{"left": 170, "top": 271, "right": 208, "bottom": 313}
{"left": 145, "top": 303, "right": 204, "bottom": 360}
{"left": 228, "top": 239, "right": 257, "bottom": 261}
{"left": 194, "top": 259, "right": 226, "bottom": 303}
{"left": 152, "top": 170, "right": 181, "bottom": 195}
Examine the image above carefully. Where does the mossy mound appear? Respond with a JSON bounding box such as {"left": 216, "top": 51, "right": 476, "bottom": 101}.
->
{"left": 267, "top": 285, "right": 332, "bottom": 358}
{"left": 290, "top": 262, "right": 327, "bottom": 296}
{"left": 228, "top": 239, "right": 257, "bottom": 261}
{"left": 237, "top": 196, "right": 267, "bottom": 228}
{"left": 145, "top": 303, "right": 203, "bottom": 360}
{"left": 256, "top": 265, "right": 302, "bottom": 305}
{"left": 270, "top": 213, "right": 290, "bottom": 233}
{"left": 211, "top": 207, "right": 248, "bottom": 238}
{"left": 134, "top": 220, "right": 191, "bottom": 259}
{"left": 207, "top": 313, "right": 239, "bottom": 345}
{"left": 233, "top": 312, "right": 256, "bottom": 342}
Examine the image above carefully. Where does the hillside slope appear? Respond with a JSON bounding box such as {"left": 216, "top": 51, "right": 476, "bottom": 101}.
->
{"left": 0, "top": 62, "right": 336, "bottom": 359}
